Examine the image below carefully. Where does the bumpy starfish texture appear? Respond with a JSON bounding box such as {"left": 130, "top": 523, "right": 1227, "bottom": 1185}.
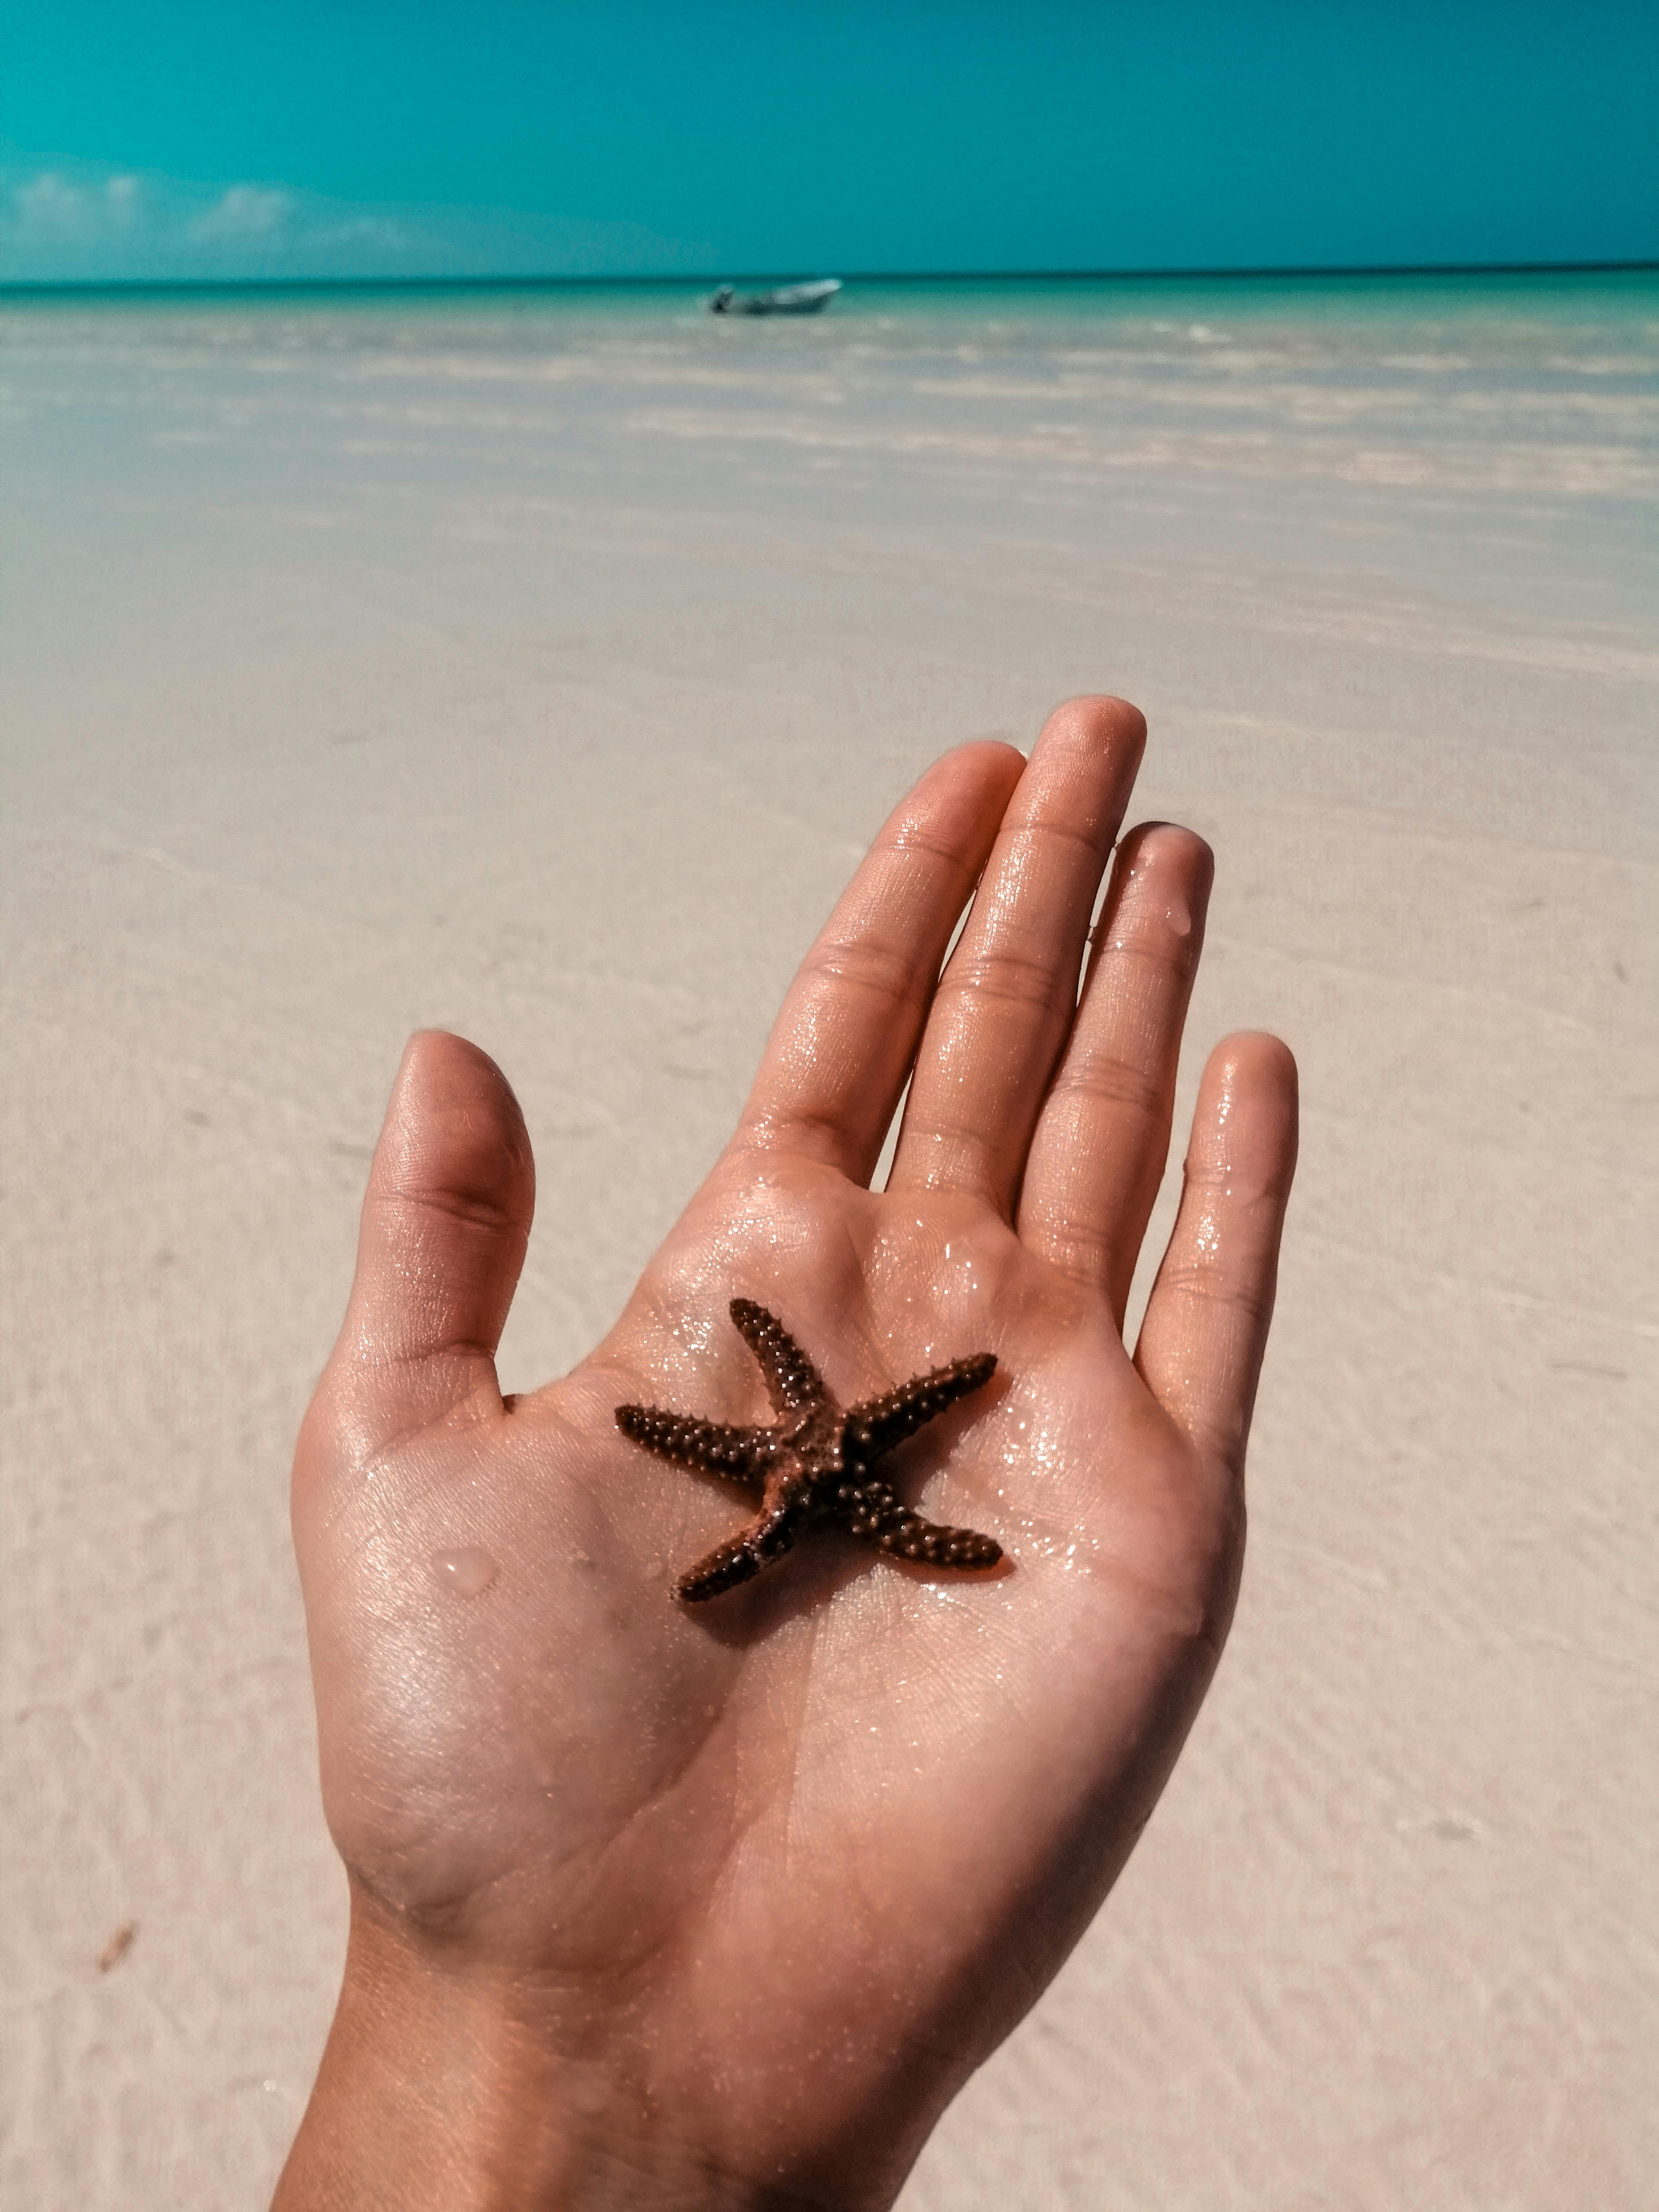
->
{"left": 617, "top": 1299, "right": 1003, "bottom": 1602}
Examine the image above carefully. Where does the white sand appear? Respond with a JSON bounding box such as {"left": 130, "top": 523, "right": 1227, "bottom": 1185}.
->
{"left": 3, "top": 283, "right": 1655, "bottom": 2207}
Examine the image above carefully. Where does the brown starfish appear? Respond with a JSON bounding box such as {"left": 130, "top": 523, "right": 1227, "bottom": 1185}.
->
{"left": 616, "top": 1300, "right": 1003, "bottom": 1602}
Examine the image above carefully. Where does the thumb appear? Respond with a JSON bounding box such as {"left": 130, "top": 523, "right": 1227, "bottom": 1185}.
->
{"left": 326, "top": 1030, "right": 535, "bottom": 1451}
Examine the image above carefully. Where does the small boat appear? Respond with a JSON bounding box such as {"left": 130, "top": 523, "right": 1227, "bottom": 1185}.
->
{"left": 709, "top": 278, "right": 842, "bottom": 316}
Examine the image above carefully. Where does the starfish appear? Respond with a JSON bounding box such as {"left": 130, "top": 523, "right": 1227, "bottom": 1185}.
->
{"left": 616, "top": 1299, "right": 1004, "bottom": 1602}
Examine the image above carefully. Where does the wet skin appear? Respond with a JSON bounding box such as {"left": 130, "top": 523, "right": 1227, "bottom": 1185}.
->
{"left": 278, "top": 697, "right": 1299, "bottom": 2212}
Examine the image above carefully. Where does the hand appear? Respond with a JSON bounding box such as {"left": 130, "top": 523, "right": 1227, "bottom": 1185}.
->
{"left": 277, "top": 698, "right": 1297, "bottom": 2211}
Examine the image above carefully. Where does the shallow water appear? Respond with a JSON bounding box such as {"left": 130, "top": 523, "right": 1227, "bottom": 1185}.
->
{"left": 6, "top": 271, "right": 1653, "bottom": 642}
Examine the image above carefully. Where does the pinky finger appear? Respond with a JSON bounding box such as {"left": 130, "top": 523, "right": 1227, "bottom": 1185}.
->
{"left": 1135, "top": 1033, "right": 1298, "bottom": 1478}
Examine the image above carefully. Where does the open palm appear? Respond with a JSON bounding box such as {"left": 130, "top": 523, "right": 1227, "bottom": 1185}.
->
{"left": 280, "top": 699, "right": 1297, "bottom": 2211}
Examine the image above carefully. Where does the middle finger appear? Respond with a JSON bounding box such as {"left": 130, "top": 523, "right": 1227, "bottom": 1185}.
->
{"left": 887, "top": 695, "right": 1145, "bottom": 1214}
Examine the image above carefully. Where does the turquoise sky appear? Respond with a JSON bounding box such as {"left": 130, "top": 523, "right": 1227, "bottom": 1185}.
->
{"left": 3, "top": 0, "right": 1655, "bottom": 283}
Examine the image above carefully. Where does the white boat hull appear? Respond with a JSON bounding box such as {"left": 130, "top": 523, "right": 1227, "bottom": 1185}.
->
{"left": 709, "top": 278, "right": 842, "bottom": 316}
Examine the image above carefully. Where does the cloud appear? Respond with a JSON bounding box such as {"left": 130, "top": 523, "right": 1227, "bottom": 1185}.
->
{"left": 0, "top": 160, "right": 716, "bottom": 284}
{"left": 311, "top": 212, "right": 411, "bottom": 251}
{"left": 105, "top": 175, "right": 142, "bottom": 227}
{"left": 188, "top": 184, "right": 294, "bottom": 242}
{"left": 13, "top": 172, "right": 90, "bottom": 236}
{"left": 9, "top": 168, "right": 145, "bottom": 244}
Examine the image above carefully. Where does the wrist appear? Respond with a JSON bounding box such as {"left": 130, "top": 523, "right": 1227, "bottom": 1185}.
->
{"left": 274, "top": 1900, "right": 774, "bottom": 2212}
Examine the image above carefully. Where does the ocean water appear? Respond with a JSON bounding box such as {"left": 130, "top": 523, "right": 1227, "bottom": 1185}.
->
{"left": 5, "top": 269, "right": 1655, "bottom": 625}
{"left": 5, "top": 266, "right": 1654, "bottom": 880}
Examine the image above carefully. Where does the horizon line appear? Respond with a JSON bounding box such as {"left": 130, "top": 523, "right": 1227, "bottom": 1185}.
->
{"left": 2, "top": 256, "right": 1655, "bottom": 300}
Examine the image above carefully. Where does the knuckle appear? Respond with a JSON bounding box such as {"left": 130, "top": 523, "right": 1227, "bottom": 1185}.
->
{"left": 1185, "top": 1159, "right": 1295, "bottom": 1214}
{"left": 374, "top": 1184, "right": 518, "bottom": 1237}
{"left": 1031, "top": 1210, "right": 1112, "bottom": 1284}
{"left": 1004, "top": 813, "right": 1116, "bottom": 872}
{"left": 876, "top": 822, "right": 976, "bottom": 871}
{"left": 798, "top": 932, "right": 918, "bottom": 1007}
{"left": 1093, "top": 929, "right": 1197, "bottom": 989}
{"left": 1050, "top": 1051, "right": 1166, "bottom": 1119}
{"left": 1160, "top": 1259, "right": 1271, "bottom": 1325}
{"left": 938, "top": 942, "right": 1068, "bottom": 1016}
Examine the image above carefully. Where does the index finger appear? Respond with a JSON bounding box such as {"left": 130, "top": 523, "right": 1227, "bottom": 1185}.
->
{"left": 734, "top": 741, "right": 1025, "bottom": 1183}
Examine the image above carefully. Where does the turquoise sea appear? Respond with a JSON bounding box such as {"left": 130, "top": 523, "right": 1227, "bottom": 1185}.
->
{"left": 6, "top": 267, "right": 1653, "bottom": 616}
{"left": 6, "top": 266, "right": 1653, "bottom": 361}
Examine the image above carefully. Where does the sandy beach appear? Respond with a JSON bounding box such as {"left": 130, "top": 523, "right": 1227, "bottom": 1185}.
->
{"left": 3, "top": 275, "right": 1655, "bottom": 2207}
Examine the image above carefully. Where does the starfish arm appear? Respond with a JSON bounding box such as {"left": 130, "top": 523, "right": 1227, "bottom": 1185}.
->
{"left": 676, "top": 1503, "right": 800, "bottom": 1602}
{"left": 843, "top": 1353, "right": 997, "bottom": 1465}
{"left": 615, "top": 1404, "right": 770, "bottom": 1491}
{"left": 840, "top": 1480, "right": 1004, "bottom": 1571}
{"left": 729, "top": 1299, "right": 826, "bottom": 1414}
